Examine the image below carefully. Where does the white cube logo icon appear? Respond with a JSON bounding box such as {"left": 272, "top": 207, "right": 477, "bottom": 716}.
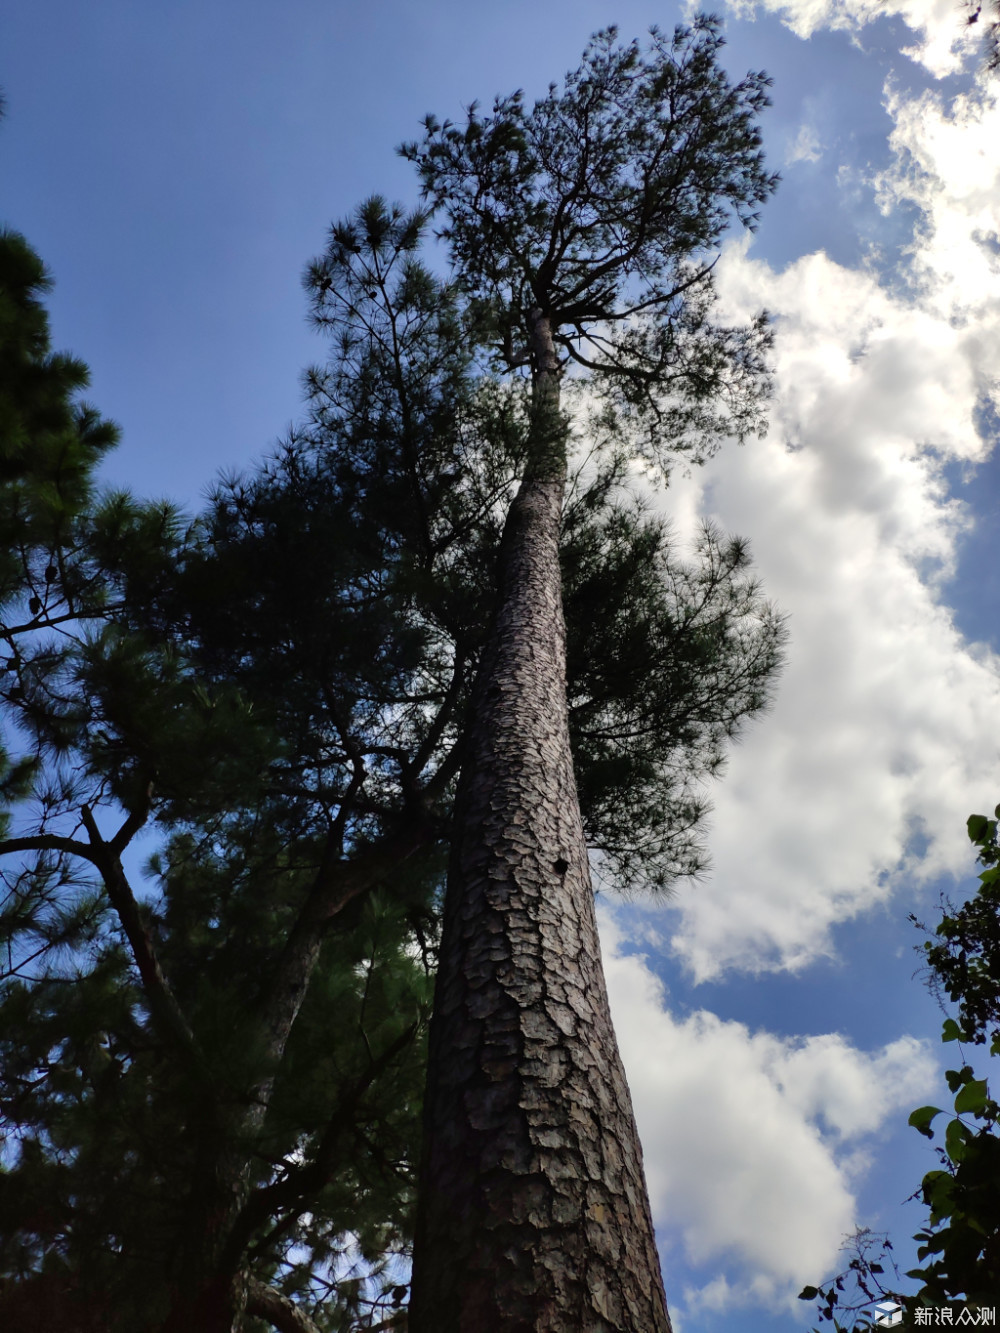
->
{"left": 875, "top": 1302, "right": 903, "bottom": 1328}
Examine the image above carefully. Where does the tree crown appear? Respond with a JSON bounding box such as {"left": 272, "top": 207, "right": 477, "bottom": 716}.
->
{"left": 400, "top": 16, "right": 778, "bottom": 456}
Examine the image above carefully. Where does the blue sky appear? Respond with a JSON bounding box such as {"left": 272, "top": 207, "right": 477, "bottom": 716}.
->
{"left": 3, "top": 2, "right": 999, "bottom": 1328}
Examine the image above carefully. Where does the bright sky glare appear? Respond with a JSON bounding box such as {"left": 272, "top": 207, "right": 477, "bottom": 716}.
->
{"left": 3, "top": 2, "right": 998, "bottom": 1328}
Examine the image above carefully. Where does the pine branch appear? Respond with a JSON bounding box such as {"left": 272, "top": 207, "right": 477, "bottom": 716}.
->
{"left": 0, "top": 832, "right": 98, "bottom": 863}
{"left": 235, "top": 1020, "right": 420, "bottom": 1263}
{"left": 247, "top": 815, "right": 435, "bottom": 1112}
{"left": 79, "top": 802, "right": 208, "bottom": 1078}
{"left": 245, "top": 1278, "right": 324, "bottom": 1333}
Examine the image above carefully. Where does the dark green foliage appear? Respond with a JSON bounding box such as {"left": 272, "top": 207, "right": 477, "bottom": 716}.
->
{"left": 0, "top": 210, "right": 455, "bottom": 1330}
{"left": 0, "top": 228, "right": 119, "bottom": 583}
{"left": 0, "top": 227, "right": 121, "bottom": 834}
{"left": 919, "top": 813, "right": 1000, "bottom": 1054}
{"left": 0, "top": 50, "right": 785, "bottom": 1328}
{"left": 801, "top": 811, "right": 1000, "bottom": 1326}
{"left": 400, "top": 17, "right": 778, "bottom": 461}
{"left": 298, "top": 198, "right": 785, "bottom": 898}
{"left": 0, "top": 876, "right": 430, "bottom": 1332}
{"left": 561, "top": 445, "right": 784, "bottom": 891}
{"left": 900, "top": 810, "right": 1000, "bottom": 1308}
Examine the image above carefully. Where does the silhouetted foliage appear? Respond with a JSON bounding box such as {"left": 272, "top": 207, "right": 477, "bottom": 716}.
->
{"left": 0, "top": 45, "right": 784, "bottom": 1328}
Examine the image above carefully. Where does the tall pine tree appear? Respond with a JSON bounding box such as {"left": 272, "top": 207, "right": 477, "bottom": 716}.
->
{"left": 0, "top": 71, "right": 783, "bottom": 1331}
{"left": 395, "top": 20, "right": 778, "bottom": 1331}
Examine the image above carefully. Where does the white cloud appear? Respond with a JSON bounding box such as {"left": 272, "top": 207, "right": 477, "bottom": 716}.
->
{"left": 591, "top": 35, "right": 996, "bottom": 1319}
{"left": 877, "top": 80, "right": 1000, "bottom": 323}
{"left": 656, "top": 243, "right": 1000, "bottom": 978}
{"left": 644, "top": 65, "right": 1000, "bottom": 980}
{"left": 599, "top": 910, "right": 937, "bottom": 1314}
{"left": 785, "top": 122, "right": 824, "bottom": 166}
{"left": 711, "top": 0, "right": 979, "bottom": 77}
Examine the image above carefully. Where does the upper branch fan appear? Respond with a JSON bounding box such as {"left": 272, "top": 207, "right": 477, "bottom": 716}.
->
{"left": 400, "top": 16, "right": 778, "bottom": 459}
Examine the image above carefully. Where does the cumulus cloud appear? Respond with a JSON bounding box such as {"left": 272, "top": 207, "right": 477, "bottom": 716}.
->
{"left": 586, "top": 11, "right": 998, "bottom": 1326}
{"left": 599, "top": 911, "right": 937, "bottom": 1314}
{"left": 656, "top": 249, "right": 1000, "bottom": 977}
{"left": 709, "top": 0, "right": 979, "bottom": 76}
{"left": 878, "top": 80, "right": 1000, "bottom": 323}
{"left": 640, "top": 64, "right": 1000, "bottom": 980}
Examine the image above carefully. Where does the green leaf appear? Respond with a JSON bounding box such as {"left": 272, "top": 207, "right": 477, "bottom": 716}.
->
{"left": 923, "top": 1170, "right": 957, "bottom": 1222}
{"left": 946, "top": 1064, "right": 973, "bottom": 1092}
{"left": 798, "top": 1285, "right": 820, "bottom": 1300}
{"left": 945, "top": 1116, "right": 971, "bottom": 1162}
{"left": 908, "top": 1105, "right": 944, "bottom": 1138}
{"left": 942, "top": 1018, "right": 963, "bottom": 1042}
{"left": 968, "top": 813, "right": 989, "bottom": 842}
{"left": 954, "top": 1077, "right": 988, "bottom": 1115}
{"left": 923, "top": 1229, "right": 948, "bottom": 1256}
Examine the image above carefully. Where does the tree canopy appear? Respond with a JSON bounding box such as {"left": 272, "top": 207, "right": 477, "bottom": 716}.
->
{"left": 0, "top": 38, "right": 785, "bottom": 1327}
{"left": 400, "top": 16, "right": 777, "bottom": 463}
{"left": 394, "top": 20, "right": 779, "bottom": 1329}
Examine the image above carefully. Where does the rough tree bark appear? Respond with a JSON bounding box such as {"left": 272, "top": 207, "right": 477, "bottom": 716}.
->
{"left": 408, "top": 312, "right": 671, "bottom": 1332}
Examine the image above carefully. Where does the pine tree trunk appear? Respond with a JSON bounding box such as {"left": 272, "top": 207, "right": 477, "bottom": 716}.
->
{"left": 408, "top": 313, "right": 671, "bottom": 1333}
{"left": 159, "top": 1126, "right": 252, "bottom": 1333}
